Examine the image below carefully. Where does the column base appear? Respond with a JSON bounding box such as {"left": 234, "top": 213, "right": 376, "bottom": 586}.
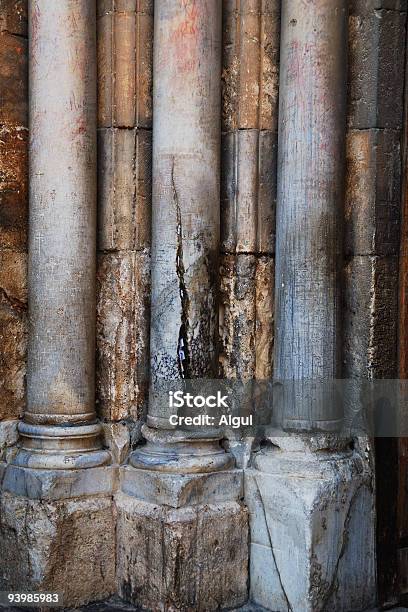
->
{"left": 11, "top": 421, "right": 111, "bottom": 470}
{"left": 246, "top": 437, "right": 376, "bottom": 612}
{"left": 116, "top": 491, "right": 248, "bottom": 611}
{"left": 129, "top": 425, "right": 234, "bottom": 473}
{"left": 0, "top": 491, "right": 115, "bottom": 608}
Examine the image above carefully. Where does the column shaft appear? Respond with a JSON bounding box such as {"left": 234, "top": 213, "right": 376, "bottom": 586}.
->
{"left": 130, "top": 0, "right": 232, "bottom": 471}
{"left": 274, "top": 0, "right": 347, "bottom": 430}
{"left": 14, "top": 0, "right": 109, "bottom": 468}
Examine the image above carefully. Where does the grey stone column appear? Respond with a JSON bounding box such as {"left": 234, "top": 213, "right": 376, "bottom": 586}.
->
{"left": 246, "top": 1, "right": 376, "bottom": 610}
{"left": 11, "top": 0, "right": 109, "bottom": 470}
{"left": 0, "top": 2, "right": 116, "bottom": 605}
{"left": 117, "top": 2, "right": 248, "bottom": 609}
{"left": 129, "top": 0, "right": 232, "bottom": 472}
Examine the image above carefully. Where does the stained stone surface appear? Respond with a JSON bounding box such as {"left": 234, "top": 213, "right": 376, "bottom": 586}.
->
{"left": 246, "top": 444, "right": 376, "bottom": 612}
{"left": 0, "top": 493, "right": 115, "bottom": 608}
{"left": 116, "top": 493, "right": 249, "bottom": 611}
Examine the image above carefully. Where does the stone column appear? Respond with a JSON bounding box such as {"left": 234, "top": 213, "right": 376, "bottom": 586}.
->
{"left": 0, "top": 2, "right": 115, "bottom": 605}
{"left": 9, "top": 0, "right": 109, "bottom": 471}
{"left": 117, "top": 1, "right": 248, "bottom": 609}
{"left": 246, "top": 1, "right": 376, "bottom": 609}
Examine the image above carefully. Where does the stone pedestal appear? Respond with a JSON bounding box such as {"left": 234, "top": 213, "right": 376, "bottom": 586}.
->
{"left": 246, "top": 438, "right": 376, "bottom": 611}
{"left": 116, "top": 467, "right": 248, "bottom": 611}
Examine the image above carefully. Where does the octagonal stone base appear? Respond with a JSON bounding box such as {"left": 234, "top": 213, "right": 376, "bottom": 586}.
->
{"left": 116, "top": 491, "right": 249, "bottom": 611}
{"left": 246, "top": 441, "right": 376, "bottom": 611}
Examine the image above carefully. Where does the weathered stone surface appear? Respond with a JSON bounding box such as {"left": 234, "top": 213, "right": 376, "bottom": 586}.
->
{"left": 221, "top": 130, "right": 276, "bottom": 254}
{"left": 348, "top": 6, "right": 406, "bottom": 129}
{"left": 219, "top": 254, "right": 274, "bottom": 380}
{"left": 96, "top": 250, "right": 150, "bottom": 421}
{"left": 343, "top": 256, "right": 398, "bottom": 379}
{"left": 0, "top": 30, "right": 27, "bottom": 126}
{"left": 0, "top": 493, "right": 115, "bottom": 607}
{"left": 0, "top": 250, "right": 27, "bottom": 420}
{"left": 0, "top": 0, "right": 27, "bottom": 36}
{"left": 247, "top": 445, "right": 376, "bottom": 611}
{"left": 120, "top": 465, "right": 244, "bottom": 508}
{"left": 2, "top": 465, "right": 117, "bottom": 500}
{"left": 0, "top": 125, "right": 28, "bottom": 251}
{"left": 102, "top": 422, "right": 131, "bottom": 464}
{"left": 116, "top": 493, "right": 249, "bottom": 610}
{"left": 0, "top": 420, "right": 18, "bottom": 462}
{"left": 98, "top": 128, "right": 151, "bottom": 252}
{"left": 345, "top": 129, "right": 401, "bottom": 256}
{"left": 222, "top": 0, "right": 280, "bottom": 131}
{"left": 97, "top": 0, "right": 153, "bottom": 128}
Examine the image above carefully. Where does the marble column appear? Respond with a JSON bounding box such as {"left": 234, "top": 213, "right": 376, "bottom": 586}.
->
{"left": 246, "top": 1, "right": 376, "bottom": 610}
{"left": 10, "top": 0, "right": 109, "bottom": 471}
{"left": 0, "top": 2, "right": 115, "bottom": 605}
{"left": 117, "top": 2, "right": 248, "bottom": 609}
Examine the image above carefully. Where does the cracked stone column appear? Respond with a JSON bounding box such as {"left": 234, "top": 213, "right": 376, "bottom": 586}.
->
{"left": 246, "top": 1, "right": 376, "bottom": 609}
{"left": 117, "top": 1, "right": 248, "bottom": 609}
{"left": 0, "top": 1, "right": 115, "bottom": 605}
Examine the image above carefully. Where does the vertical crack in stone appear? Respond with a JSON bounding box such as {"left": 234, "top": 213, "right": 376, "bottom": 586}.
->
{"left": 254, "top": 476, "right": 293, "bottom": 612}
{"left": 171, "top": 158, "right": 191, "bottom": 379}
{"left": 320, "top": 480, "right": 369, "bottom": 610}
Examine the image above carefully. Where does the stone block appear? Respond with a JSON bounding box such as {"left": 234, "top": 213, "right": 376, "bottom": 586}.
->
{"left": 102, "top": 422, "right": 131, "bottom": 464}
{"left": 245, "top": 444, "right": 376, "bottom": 611}
{"left": 345, "top": 129, "right": 401, "bottom": 256}
{"left": 0, "top": 493, "right": 115, "bottom": 608}
{"left": 116, "top": 492, "right": 249, "bottom": 610}
{"left": 348, "top": 7, "right": 406, "bottom": 129}
{"left": 0, "top": 0, "right": 28, "bottom": 37}
{"left": 97, "top": 1, "right": 153, "bottom": 128}
{"left": 343, "top": 256, "right": 398, "bottom": 378}
{"left": 222, "top": 0, "right": 280, "bottom": 131}
{"left": 0, "top": 419, "right": 18, "bottom": 463}
{"left": 221, "top": 130, "right": 276, "bottom": 254}
{"left": 0, "top": 124, "right": 28, "bottom": 251}
{"left": 2, "top": 465, "right": 117, "bottom": 501}
{"left": 0, "top": 30, "right": 28, "bottom": 126}
{"left": 120, "top": 465, "right": 244, "bottom": 507}
{"left": 98, "top": 128, "right": 151, "bottom": 252}
{"left": 0, "top": 251, "right": 27, "bottom": 420}
{"left": 96, "top": 250, "right": 150, "bottom": 421}
{"left": 219, "top": 254, "right": 274, "bottom": 380}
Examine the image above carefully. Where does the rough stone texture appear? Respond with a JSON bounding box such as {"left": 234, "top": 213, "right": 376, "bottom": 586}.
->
{"left": 219, "top": 254, "right": 274, "bottom": 380}
{"left": 346, "top": 129, "right": 401, "bottom": 257}
{"left": 0, "top": 250, "right": 27, "bottom": 420}
{"left": 343, "top": 256, "right": 398, "bottom": 379}
{"left": 0, "top": 23, "right": 27, "bottom": 127}
{"left": 221, "top": 130, "right": 276, "bottom": 255}
{"left": 222, "top": 0, "right": 280, "bottom": 132}
{"left": 97, "top": 0, "right": 153, "bottom": 128}
{"left": 116, "top": 492, "right": 249, "bottom": 611}
{"left": 98, "top": 128, "right": 152, "bottom": 252}
{"left": 246, "top": 445, "right": 376, "bottom": 612}
{"left": 120, "top": 465, "right": 244, "bottom": 508}
{"left": 0, "top": 493, "right": 116, "bottom": 608}
{"left": 0, "top": 420, "right": 18, "bottom": 463}
{"left": 0, "top": 0, "right": 28, "bottom": 424}
{"left": 96, "top": 250, "right": 150, "bottom": 422}
{"left": 96, "top": 5, "right": 152, "bottom": 428}
{"left": 348, "top": 3, "right": 406, "bottom": 129}
{"left": 2, "top": 465, "right": 117, "bottom": 501}
{"left": 0, "top": 124, "right": 28, "bottom": 251}
{"left": 0, "top": 0, "right": 27, "bottom": 36}
{"left": 102, "top": 422, "right": 131, "bottom": 464}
